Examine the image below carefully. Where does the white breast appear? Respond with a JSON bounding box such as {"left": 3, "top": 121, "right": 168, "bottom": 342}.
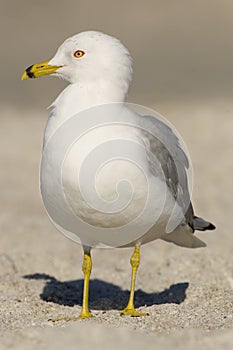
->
{"left": 40, "top": 84, "right": 185, "bottom": 247}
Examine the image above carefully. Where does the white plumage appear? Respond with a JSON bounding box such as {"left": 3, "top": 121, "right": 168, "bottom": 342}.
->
{"left": 22, "top": 31, "right": 215, "bottom": 318}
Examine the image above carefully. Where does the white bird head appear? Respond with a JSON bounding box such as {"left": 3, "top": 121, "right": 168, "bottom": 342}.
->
{"left": 22, "top": 31, "right": 133, "bottom": 95}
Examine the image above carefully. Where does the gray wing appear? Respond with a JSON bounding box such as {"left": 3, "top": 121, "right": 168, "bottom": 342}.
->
{"left": 138, "top": 114, "right": 194, "bottom": 231}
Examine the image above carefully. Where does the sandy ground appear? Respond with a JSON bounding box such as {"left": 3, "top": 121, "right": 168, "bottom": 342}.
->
{"left": 0, "top": 101, "right": 233, "bottom": 349}
{"left": 1, "top": 1, "right": 233, "bottom": 348}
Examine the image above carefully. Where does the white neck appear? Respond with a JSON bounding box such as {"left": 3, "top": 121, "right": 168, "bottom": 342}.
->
{"left": 44, "top": 81, "right": 128, "bottom": 143}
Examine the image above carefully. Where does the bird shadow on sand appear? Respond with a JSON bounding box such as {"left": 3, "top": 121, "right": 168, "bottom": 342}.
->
{"left": 23, "top": 273, "right": 189, "bottom": 310}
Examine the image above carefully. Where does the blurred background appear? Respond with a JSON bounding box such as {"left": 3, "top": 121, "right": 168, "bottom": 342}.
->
{"left": 0, "top": 1, "right": 233, "bottom": 343}
{"left": 0, "top": 0, "right": 233, "bottom": 263}
{"left": 2, "top": 0, "right": 233, "bottom": 107}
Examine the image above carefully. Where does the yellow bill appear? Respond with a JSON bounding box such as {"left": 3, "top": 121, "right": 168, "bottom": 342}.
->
{"left": 21, "top": 61, "right": 62, "bottom": 80}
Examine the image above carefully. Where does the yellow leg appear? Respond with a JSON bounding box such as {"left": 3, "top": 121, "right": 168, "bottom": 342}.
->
{"left": 49, "top": 250, "right": 93, "bottom": 322}
{"left": 121, "top": 246, "right": 148, "bottom": 317}
{"left": 79, "top": 251, "right": 93, "bottom": 319}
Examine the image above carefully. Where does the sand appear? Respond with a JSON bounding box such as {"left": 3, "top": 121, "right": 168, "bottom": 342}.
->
{"left": 1, "top": 1, "right": 233, "bottom": 348}
{"left": 0, "top": 102, "right": 232, "bottom": 349}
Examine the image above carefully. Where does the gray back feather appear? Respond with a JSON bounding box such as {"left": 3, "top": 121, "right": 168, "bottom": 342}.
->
{"left": 138, "top": 115, "right": 194, "bottom": 230}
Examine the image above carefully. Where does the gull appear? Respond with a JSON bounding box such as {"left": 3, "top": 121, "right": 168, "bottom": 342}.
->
{"left": 22, "top": 31, "right": 215, "bottom": 319}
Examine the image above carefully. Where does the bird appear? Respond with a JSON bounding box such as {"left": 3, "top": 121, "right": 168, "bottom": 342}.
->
{"left": 22, "top": 30, "right": 215, "bottom": 319}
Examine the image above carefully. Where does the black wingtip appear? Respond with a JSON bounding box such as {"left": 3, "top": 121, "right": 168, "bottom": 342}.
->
{"left": 193, "top": 216, "right": 216, "bottom": 231}
{"left": 206, "top": 223, "right": 216, "bottom": 230}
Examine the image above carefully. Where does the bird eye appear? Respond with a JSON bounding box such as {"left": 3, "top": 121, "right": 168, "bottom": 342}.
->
{"left": 73, "top": 50, "right": 85, "bottom": 58}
